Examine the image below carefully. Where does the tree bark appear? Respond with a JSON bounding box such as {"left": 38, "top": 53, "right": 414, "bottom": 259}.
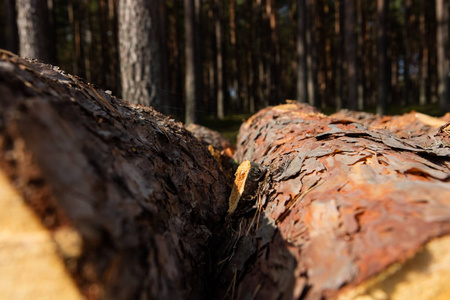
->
{"left": 419, "top": 0, "right": 429, "bottom": 105}
{"left": 305, "top": 0, "right": 316, "bottom": 106}
{"left": 0, "top": 52, "right": 230, "bottom": 299}
{"left": 16, "top": 0, "right": 53, "bottom": 63}
{"left": 217, "top": 103, "right": 450, "bottom": 299}
{"left": 184, "top": 0, "right": 198, "bottom": 125}
{"left": 118, "top": 0, "right": 165, "bottom": 112}
{"left": 4, "top": 0, "right": 19, "bottom": 53}
{"left": 377, "top": 0, "right": 388, "bottom": 115}
{"left": 436, "top": 0, "right": 449, "bottom": 111}
{"left": 297, "top": 0, "right": 307, "bottom": 103}
{"left": 343, "top": 0, "right": 358, "bottom": 110}
{"left": 215, "top": 0, "right": 225, "bottom": 119}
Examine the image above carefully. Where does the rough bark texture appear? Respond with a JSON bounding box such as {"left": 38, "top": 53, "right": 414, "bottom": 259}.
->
{"left": 16, "top": 0, "right": 52, "bottom": 63}
{"left": 186, "top": 123, "right": 236, "bottom": 186}
{"left": 184, "top": 0, "right": 198, "bottom": 125}
{"left": 0, "top": 51, "right": 230, "bottom": 299}
{"left": 118, "top": 0, "right": 165, "bottom": 113}
{"left": 436, "top": 0, "right": 449, "bottom": 111}
{"left": 215, "top": 103, "right": 450, "bottom": 299}
{"left": 331, "top": 109, "right": 450, "bottom": 138}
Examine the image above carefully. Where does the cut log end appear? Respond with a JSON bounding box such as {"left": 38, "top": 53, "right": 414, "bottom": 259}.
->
{"left": 228, "top": 160, "right": 266, "bottom": 214}
{"left": 338, "top": 235, "right": 450, "bottom": 300}
{"left": 0, "top": 170, "right": 83, "bottom": 300}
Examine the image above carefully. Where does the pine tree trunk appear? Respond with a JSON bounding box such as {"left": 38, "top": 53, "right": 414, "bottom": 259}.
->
{"left": 377, "top": 0, "right": 388, "bottom": 115}
{"left": 343, "top": 0, "right": 358, "bottom": 110}
{"left": 184, "top": 0, "right": 197, "bottom": 125}
{"left": 297, "top": 0, "right": 307, "bottom": 103}
{"left": 436, "top": 0, "right": 449, "bottom": 111}
{"left": 16, "top": 0, "right": 53, "bottom": 63}
{"left": 118, "top": 0, "right": 163, "bottom": 110}
{"left": 215, "top": 0, "right": 225, "bottom": 119}
{"left": 4, "top": 0, "right": 19, "bottom": 53}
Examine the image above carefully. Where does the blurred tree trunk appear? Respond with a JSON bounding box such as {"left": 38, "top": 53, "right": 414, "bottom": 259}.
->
{"left": 207, "top": 1, "right": 217, "bottom": 114}
{"left": 419, "top": 0, "right": 429, "bottom": 105}
{"left": 356, "top": 0, "right": 365, "bottom": 110}
{"left": 4, "top": 0, "right": 19, "bottom": 53}
{"left": 403, "top": 0, "right": 412, "bottom": 107}
{"left": 98, "top": 0, "right": 111, "bottom": 89}
{"left": 297, "top": 0, "right": 307, "bottom": 103}
{"left": 229, "top": 0, "right": 239, "bottom": 110}
{"left": 343, "top": 0, "right": 358, "bottom": 110}
{"left": 68, "top": 0, "right": 86, "bottom": 78}
{"left": 436, "top": 0, "right": 449, "bottom": 111}
{"left": 194, "top": 0, "right": 203, "bottom": 114}
{"left": 184, "top": 0, "right": 197, "bottom": 125}
{"left": 244, "top": 0, "right": 254, "bottom": 112}
{"left": 316, "top": 2, "right": 326, "bottom": 108}
{"left": 305, "top": 0, "right": 316, "bottom": 106}
{"left": 118, "top": 0, "right": 164, "bottom": 112}
{"left": 16, "top": 0, "right": 53, "bottom": 63}
{"left": 377, "top": 0, "right": 388, "bottom": 115}
{"left": 109, "top": 0, "right": 120, "bottom": 95}
{"left": 215, "top": 0, "right": 225, "bottom": 119}
{"left": 334, "top": 0, "right": 343, "bottom": 110}
{"left": 266, "top": 0, "right": 281, "bottom": 105}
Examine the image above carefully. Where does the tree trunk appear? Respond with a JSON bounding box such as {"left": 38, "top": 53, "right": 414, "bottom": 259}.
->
{"left": 335, "top": 0, "right": 344, "bottom": 110}
{"left": 229, "top": 0, "right": 240, "bottom": 110}
{"left": 436, "top": 0, "right": 449, "bottom": 111}
{"left": 0, "top": 52, "right": 230, "bottom": 300}
{"left": 297, "top": 0, "right": 307, "bottom": 103}
{"left": 4, "top": 0, "right": 19, "bottom": 53}
{"left": 16, "top": 0, "right": 53, "bottom": 63}
{"left": 118, "top": 0, "right": 163, "bottom": 111}
{"left": 377, "top": 0, "right": 388, "bottom": 115}
{"left": 419, "top": 0, "right": 429, "bottom": 105}
{"left": 184, "top": 0, "right": 198, "bottom": 125}
{"left": 305, "top": 0, "right": 316, "bottom": 106}
{"left": 218, "top": 102, "right": 450, "bottom": 299}
{"left": 356, "top": 0, "right": 365, "bottom": 110}
{"left": 215, "top": 0, "right": 225, "bottom": 119}
{"left": 403, "top": 0, "right": 412, "bottom": 107}
{"left": 343, "top": 0, "right": 358, "bottom": 110}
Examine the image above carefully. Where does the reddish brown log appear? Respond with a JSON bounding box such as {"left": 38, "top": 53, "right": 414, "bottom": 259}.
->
{"left": 216, "top": 103, "right": 450, "bottom": 300}
{"left": 0, "top": 50, "right": 230, "bottom": 299}
{"left": 331, "top": 109, "right": 450, "bottom": 137}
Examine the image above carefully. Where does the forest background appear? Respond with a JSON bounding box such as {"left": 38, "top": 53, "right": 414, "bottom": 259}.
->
{"left": 0, "top": 0, "right": 449, "bottom": 142}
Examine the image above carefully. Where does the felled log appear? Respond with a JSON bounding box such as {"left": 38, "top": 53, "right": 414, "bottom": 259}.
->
{"left": 216, "top": 103, "right": 450, "bottom": 300}
{"left": 331, "top": 109, "right": 450, "bottom": 137}
{"left": 186, "top": 123, "right": 236, "bottom": 180}
{"left": 0, "top": 50, "right": 231, "bottom": 299}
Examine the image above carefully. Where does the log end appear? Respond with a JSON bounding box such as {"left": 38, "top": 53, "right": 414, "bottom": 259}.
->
{"left": 338, "top": 235, "right": 450, "bottom": 300}
{"left": 0, "top": 170, "right": 83, "bottom": 300}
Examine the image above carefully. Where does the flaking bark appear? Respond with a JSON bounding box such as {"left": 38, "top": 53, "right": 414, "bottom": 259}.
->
{"left": 0, "top": 51, "right": 230, "bottom": 299}
{"left": 216, "top": 103, "right": 450, "bottom": 299}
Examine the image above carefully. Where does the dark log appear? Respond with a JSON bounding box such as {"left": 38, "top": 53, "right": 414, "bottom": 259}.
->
{"left": 216, "top": 103, "right": 450, "bottom": 300}
{"left": 186, "top": 123, "right": 235, "bottom": 156}
{"left": 186, "top": 123, "right": 236, "bottom": 183}
{"left": 0, "top": 50, "right": 230, "bottom": 299}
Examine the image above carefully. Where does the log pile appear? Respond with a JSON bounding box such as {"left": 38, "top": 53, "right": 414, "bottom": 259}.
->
{"left": 0, "top": 51, "right": 230, "bottom": 299}
{"left": 216, "top": 103, "right": 450, "bottom": 300}
{"left": 1, "top": 50, "right": 450, "bottom": 300}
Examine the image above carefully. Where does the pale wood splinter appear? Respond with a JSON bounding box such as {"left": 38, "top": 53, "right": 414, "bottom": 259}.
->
{"left": 228, "top": 160, "right": 266, "bottom": 214}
